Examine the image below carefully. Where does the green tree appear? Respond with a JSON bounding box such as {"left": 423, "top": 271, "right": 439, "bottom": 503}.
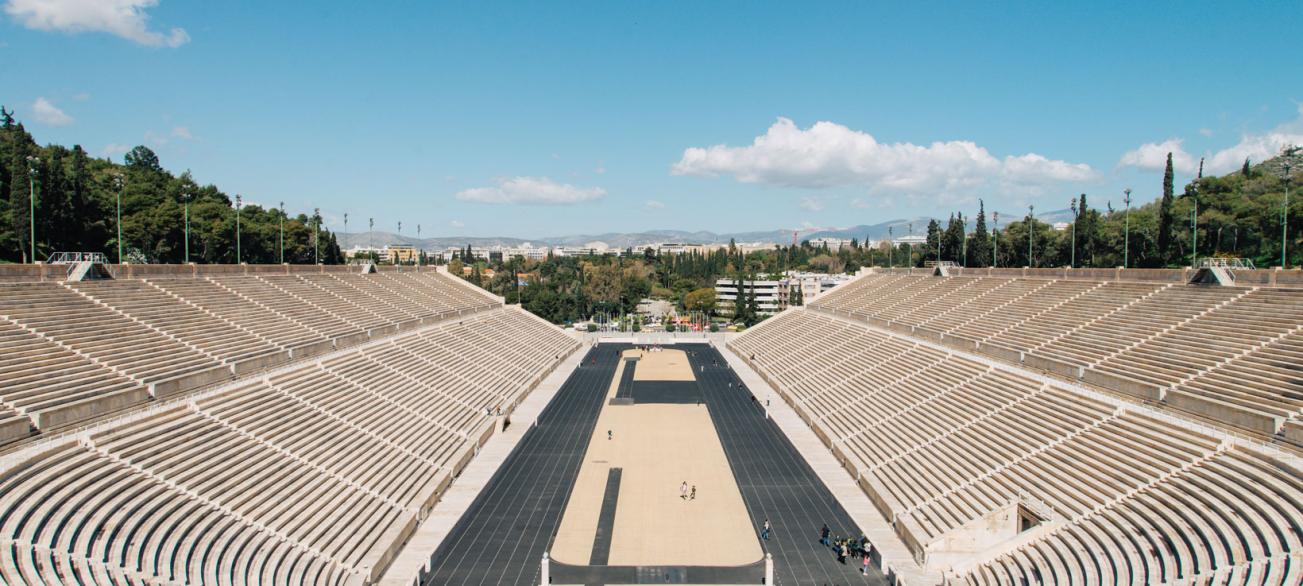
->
{"left": 1157, "top": 152, "right": 1176, "bottom": 265}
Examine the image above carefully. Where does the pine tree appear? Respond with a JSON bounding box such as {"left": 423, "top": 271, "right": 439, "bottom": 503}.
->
{"left": 943, "top": 214, "right": 964, "bottom": 263}
{"left": 1241, "top": 157, "right": 1252, "bottom": 176}
{"left": 1157, "top": 152, "right": 1176, "bottom": 265}
{"left": 924, "top": 219, "right": 942, "bottom": 264}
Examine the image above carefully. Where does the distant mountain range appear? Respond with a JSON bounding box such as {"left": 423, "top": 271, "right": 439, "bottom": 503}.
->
{"left": 337, "top": 210, "right": 1075, "bottom": 250}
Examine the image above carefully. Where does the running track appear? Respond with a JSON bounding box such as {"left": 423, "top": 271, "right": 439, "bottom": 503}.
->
{"left": 422, "top": 343, "right": 886, "bottom": 585}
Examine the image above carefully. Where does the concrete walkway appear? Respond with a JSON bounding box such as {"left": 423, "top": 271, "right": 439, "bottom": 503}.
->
{"left": 378, "top": 342, "right": 592, "bottom": 586}
{"left": 718, "top": 339, "right": 943, "bottom": 586}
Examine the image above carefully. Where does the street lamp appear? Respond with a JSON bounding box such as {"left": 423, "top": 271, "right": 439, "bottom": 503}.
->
{"left": 25, "top": 156, "right": 39, "bottom": 263}
{"left": 993, "top": 212, "right": 1000, "bottom": 268}
{"left": 1027, "top": 204, "right": 1034, "bottom": 268}
{"left": 887, "top": 226, "right": 893, "bottom": 268}
{"left": 111, "top": 173, "right": 125, "bottom": 264}
{"left": 181, "top": 190, "right": 192, "bottom": 263}
{"left": 1283, "top": 148, "right": 1298, "bottom": 268}
{"left": 369, "top": 217, "right": 374, "bottom": 257}
{"left": 1069, "top": 196, "right": 1078, "bottom": 269}
{"left": 235, "top": 194, "right": 242, "bottom": 264}
{"left": 1190, "top": 185, "right": 1199, "bottom": 268}
{"left": 417, "top": 224, "right": 422, "bottom": 267}
{"left": 279, "top": 201, "right": 285, "bottom": 264}
{"left": 1123, "top": 188, "right": 1132, "bottom": 269}
{"left": 314, "top": 208, "right": 321, "bottom": 265}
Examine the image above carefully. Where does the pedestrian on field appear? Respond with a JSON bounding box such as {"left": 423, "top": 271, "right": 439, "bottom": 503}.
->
{"left": 607, "top": 429, "right": 612, "bottom": 440}
{"left": 761, "top": 519, "right": 771, "bottom": 541}
{"left": 690, "top": 485, "right": 696, "bottom": 500}
{"left": 680, "top": 481, "right": 688, "bottom": 500}
{"left": 820, "top": 524, "right": 830, "bottom": 546}
{"left": 839, "top": 542, "right": 848, "bottom": 564}
{"left": 862, "top": 553, "right": 870, "bottom": 575}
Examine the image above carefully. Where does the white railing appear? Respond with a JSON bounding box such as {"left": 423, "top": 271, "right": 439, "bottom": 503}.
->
{"left": 924, "top": 261, "right": 959, "bottom": 268}
{"left": 1198, "top": 257, "right": 1255, "bottom": 270}
{"left": 46, "top": 251, "right": 108, "bottom": 265}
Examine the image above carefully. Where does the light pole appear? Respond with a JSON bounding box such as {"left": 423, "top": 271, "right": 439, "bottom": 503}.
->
{"left": 1283, "top": 149, "right": 1297, "bottom": 268}
{"left": 279, "top": 202, "right": 285, "bottom": 264}
{"left": 993, "top": 212, "right": 1000, "bottom": 268}
{"left": 235, "top": 194, "right": 242, "bottom": 264}
{"left": 182, "top": 190, "right": 191, "bottom": 263}
{"left": 314, "top": 208, "right": 321, "bottom": 265}
{"left": 112, "top": 173, "right": 125, "bottom": 264}
{"left": 887, "top": 226, "right": 893, "bottom": 268}
{"left": 1069, "top": 197, "right": 1078, "bottom": 269}
{"left": 907, "top": 223, "right": 914, "bottom": 269}
{"left": 1027, "top": 205, "right": 1034, "bottom": 268}
{"left": 369, "top": 217, "right": 374, "bottom": 259}
{"left": 1123, "top": 188, "right": 1132, "bottom": 269}
{"left": 417, "top": 224, "right": 422, "bottom": 267}
{"left": 961, "top": 213, "right": 967, "bottom": 267}
{"left": 1190, "top": 186, "right": 1199, "bottom": 268}
{"left": 25, "top": 156, "right": 39, "bottom": 263}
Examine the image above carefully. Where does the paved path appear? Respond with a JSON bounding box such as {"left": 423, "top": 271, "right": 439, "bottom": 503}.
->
{"left": 691, "top": 346, "right": 888, "bottom": 586}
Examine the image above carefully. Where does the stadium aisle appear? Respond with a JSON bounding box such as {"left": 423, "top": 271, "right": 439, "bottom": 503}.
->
{"left": 422, "top": 344, "right": 618, "bottom": 586}
{"left": 692, "top": 345, "right": 889, "bottom": 586}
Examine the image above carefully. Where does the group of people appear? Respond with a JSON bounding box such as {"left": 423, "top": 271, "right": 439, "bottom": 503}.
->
{"left": 678, "top": 481, "right": 697, "bottom": 501}
{"left": 820, "top": 524, "right": 873, "bottom": 574}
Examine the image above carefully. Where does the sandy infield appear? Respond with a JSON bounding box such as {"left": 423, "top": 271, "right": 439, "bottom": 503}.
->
{"left": 550, "top": 349, "right": 761, "bottom": 567}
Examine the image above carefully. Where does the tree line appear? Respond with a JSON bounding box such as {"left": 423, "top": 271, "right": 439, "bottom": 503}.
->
{"left": 0, "top": 108, "right": 343, "bottom": 265}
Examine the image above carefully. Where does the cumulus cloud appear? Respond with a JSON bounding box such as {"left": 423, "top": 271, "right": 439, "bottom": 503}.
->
{"left": 644, "top": 199, "right": 665, "bottom": 210}
{"left": 171, "top": 126, "right": 193, "bottom": 140}
{"left": 799, "top": 196, "right": 825, "bottom": 212}
{"left": 31, "top": 97, "right": 73, "bottom": 126}
{"left": 455, "top": 176, "right": 606, "bottom": 205}
{"left": 1122, "top": 106, "right": 1303, "bottom": 176}
{"left": 448, "top": 220, "right": 465, "bottom": 228}
{"left": 671, "top": 118, "right": 1095, "bottom": 199}
{"left": 1118, "top": 138, "right": 1200, "bottom": 174}
{"left": 5, "top": 0, "right": 190, "bottom": 48}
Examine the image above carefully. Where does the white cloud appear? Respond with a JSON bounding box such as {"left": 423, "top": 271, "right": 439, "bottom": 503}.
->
{"left": 456, "top": 176, "right": 606, "bottom": 205}
{"left": 671, "top": 118, "right": 1095, "bottom": 199}
{"left": 101, "top": 143, "right": 130, "bottom": 158}
{"left": 1204, "top": 105, "right": 1303, "bottom": 174}
{"left": 594, "top": 163, "right": 607, "bottom": 175}
{"left": 1118, "top": 138, "right": 1199, "bottom": 174}
{"left": 170, "top": 126, "right": 192, "bottom": 140}
{"left": 644, "top": 199, "right": 665, "bottom": 210}
{"left": 31, "top": 97, "right": 73, "bottom": 126}
{"left": 1198, "top": 128, "right": 1213, "bottom": 137}
{"left": 799, "top": 196, "right": 824, "bottom": 212}
{"left": 5, "top": 0, "right": 190, "bottom": 48}
{"left": 449, "top": 220, "right": 465, "bottom": 228}
{"left": 1122, "top": 106, "right": 1303, "bottom": 177}
{"left": 72, "top": 92, "right": 90, "bottom": 102}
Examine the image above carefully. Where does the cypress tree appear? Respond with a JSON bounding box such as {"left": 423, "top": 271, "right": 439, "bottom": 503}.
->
{"left": 970, "top": 201, "right": 991, "bottom": 267}
{"left": 1157, "top": 152, "right": 1176, "bottom": 265}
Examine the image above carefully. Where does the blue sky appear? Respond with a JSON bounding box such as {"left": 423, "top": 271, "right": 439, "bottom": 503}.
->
{"left": 2, "top": 1, "right": 1301, "bottom": 239}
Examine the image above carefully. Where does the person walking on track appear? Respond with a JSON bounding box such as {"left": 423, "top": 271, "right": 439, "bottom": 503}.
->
{"left": 680, "top": 481, "right": 688, "bottom": 500}
{"left": 761, "top": 519, "right": 771, "bottom": 541}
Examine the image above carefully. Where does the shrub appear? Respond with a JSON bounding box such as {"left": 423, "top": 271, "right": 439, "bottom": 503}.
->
{"left": 587, "top": 323, "right": 598, "bottom": 333}
{"left": 666, "top": 324, "right": 676, "bottom": 332}
{"left": 709, "top": 323, "right": 719, "bottom": 332}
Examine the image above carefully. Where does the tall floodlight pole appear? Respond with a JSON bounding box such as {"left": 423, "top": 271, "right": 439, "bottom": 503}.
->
{"left": 26, "top": 156, "right": 39, "bottom": 263}
{"left": 993, "top": 212, "right": 1000, "bottom": 268}
{"left": 235, "top": 195, "right": 242, "bottom": 264}
{"left": 1027, "top": 205, "right": 1034, "bottom": 268}
{"left": 908, "top": 223, "right": 914, "bottom": 268}
{"left": 369, "top": 217, "right": 374, "bottom": 257}
{"left": 398, "top": 221, "right": 403, "bottom": 265}
{"left": 314, "top": 208, "right": 321, "bottom": 265}
{"left": 279, "top": 202, "right": 285, "bottom": 264}
{"left": 961, "top": 214, "right": 967, "bottom": 267}
{"left": 1123, "top": 188, "right": 1132, "bottom": 269}
{"left": 887, "top": 226, "right": 893, "bottom": 268}
{"left": 1069, "top": 197, "right": 1078, "bottom": 269}
{"left": 1191, "top": 187, "right": 1199, "bottom": 268}
{"left": 1284, "top": 150, "right": 1297, "bottom": 268}
{"left": 417, "top": 224, "right": 422, "bottom": 267}
{"left": 112, "top": 173, "right": 125, "bottom": 264}
{"left": 182, "top": 191, "right": 191, "bottom": 263}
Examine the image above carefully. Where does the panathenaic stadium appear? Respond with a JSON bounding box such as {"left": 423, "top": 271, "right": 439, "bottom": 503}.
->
{"left": 0, "top": 263, "right": 1298, "bottom": 586}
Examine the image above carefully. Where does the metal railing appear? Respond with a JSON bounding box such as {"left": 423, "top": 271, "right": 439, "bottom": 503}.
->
{"left": 923, "top": 261, "right": 959, "bottom": 268}
{"left": 46, "top": 251, "right": 109, "bottom": 265}
{"left": 1198, "top": 257, "right": 1255, "bottom": 270}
